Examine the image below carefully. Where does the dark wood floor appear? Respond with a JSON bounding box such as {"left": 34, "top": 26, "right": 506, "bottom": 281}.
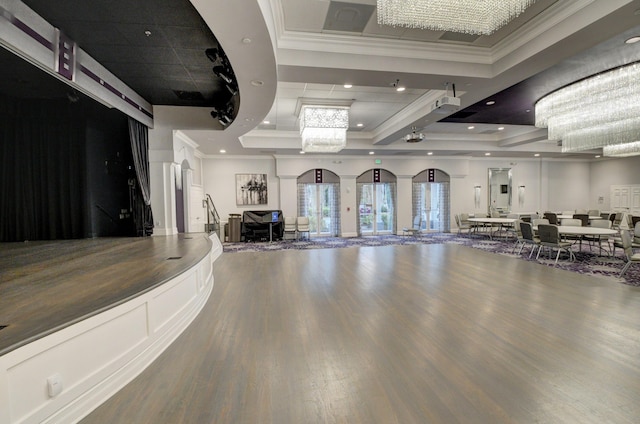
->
{"left": 0, "top": 234, "right": 212, "bottom": 355}
{"left": 81, "top": 244, "right": 640, "bottom": 424}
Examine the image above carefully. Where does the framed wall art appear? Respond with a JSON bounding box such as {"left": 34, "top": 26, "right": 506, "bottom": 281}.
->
{"left": 236, "top": 174, "right": 268, "bottom": 205}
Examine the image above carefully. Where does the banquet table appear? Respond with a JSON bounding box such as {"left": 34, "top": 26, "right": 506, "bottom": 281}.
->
{"left": 468, "top": 217, "right": 517, "bottom": 239}
{"left": 557, "top": 215, "right": 603, "bottom": 221}
{"left": 534, "top": 225, "right": 617, "bottom": 256}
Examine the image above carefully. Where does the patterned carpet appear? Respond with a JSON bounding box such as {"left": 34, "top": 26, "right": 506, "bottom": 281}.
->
{"left": 223, "top": 232, "right": 640, "bottom": 288}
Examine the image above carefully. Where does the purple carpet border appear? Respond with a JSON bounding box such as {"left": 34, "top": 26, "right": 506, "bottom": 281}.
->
{"left": 223, "top": 233, "right": 640, "bottom": 288}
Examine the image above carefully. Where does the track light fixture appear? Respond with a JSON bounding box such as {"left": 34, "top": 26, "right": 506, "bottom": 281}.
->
{"left": 226, "top": 83, "right": 238, "bottom": 96}
{"left": 205, "top": 47, "right": 219, "bottom": 63}
{"left": 213, "top": 65, "right": 233, "bottom": 84}
{"left": 211, "top": 102, "right": 235, "bottom": 127}
{"left": 218, "top": 113, "right": 232, "bottom": 126}
{"left": 206, "top": 45, "right": 239, "bottom": 127}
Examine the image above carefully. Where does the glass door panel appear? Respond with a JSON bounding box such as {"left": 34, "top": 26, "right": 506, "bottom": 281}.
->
{"left": 359, "top": 184, "right": 374, "bottom": 234}
{"left": 319, "top": 184, "right": 332, "bottom": 234}
{"left": 304, "top": 184, "right": 337, "bottom": 237}
{"left": 375, "top": 184, "right": 393, "bottom": 234}
{"left": 428, "top": 183, "right": 443, "bottom": 231}
{"left": 305, "top": 185, "right": 319, "bottom": 234}
{"left": 359, "top": 183, "right": 395, "bottom": 235}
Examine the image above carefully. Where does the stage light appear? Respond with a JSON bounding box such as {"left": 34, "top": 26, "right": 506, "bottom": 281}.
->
{"left": 213, "top": 65, "right": 233, "bottom": 84}
{"left": 205, "top": 47, "right": 219, "bottom": 63}
{"left": 226, "top": 83, "right": 238, "bottom": 96}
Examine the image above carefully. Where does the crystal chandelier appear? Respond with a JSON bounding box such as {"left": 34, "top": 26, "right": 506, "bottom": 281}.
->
{"left": 299, "top": 106, "right": 349, "bottom": 153}
{"left": 536, "top": 62, "right": 640, "bottom": 155}
{"left": 603, "top": 141, "right": 640, "bottom": 157}
{"left": 376, "top": 0, "right": 536, "bottom": 35}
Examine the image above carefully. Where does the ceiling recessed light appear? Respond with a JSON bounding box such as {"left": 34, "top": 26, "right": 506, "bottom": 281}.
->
{"left": 427, "top": 152, "right": 433, "bottom": 156}
{"left": 356, "top": 123, "right": 363, "bottom": 127}
{"left": 344, "top": 84, "right": 353, "bottom": 88}
{"left": 144, "top": 30, "right": 151, "bottom": 37}
{"left": 263, "top": 120, "right": 270, "bottom": 124}
{"left": 595, "top": 155, "right": 601, "bottom": 158}
{"left": 498, "top": 126, "right": 505, "bottom": 131}
{"left": 219, "top": 149, "right": 226, "bottom": 154}
{"left": 242, "top": 37, "right": 252, "bottom": 44}
{"left": 250, "top": 80, "right": 264, "bottom": 87}
{"left": 299, "top": 151, "right": 305, "bottom": 154}
{"left": 525, "top": 109, "right": 531, "bottom": 113}
{"left": 485, "top": 152, "right": 491, "bottom": 156}
{"left": 625, "top": 36, "right": 640, "bottom": 44}
{"left": 369, "top": 151, "right": 375, "bottom": 155}
{"left": 486, "top": 100, "right": 496, "bottom": 105}
{"left": 396, "top": 86, "right": 406, "bottom": 92}
{"left": 534, "top": 153, "right": 540, "bottom": 157}
{"left": 468, "top": 126, "right": 475, "bottom": 130}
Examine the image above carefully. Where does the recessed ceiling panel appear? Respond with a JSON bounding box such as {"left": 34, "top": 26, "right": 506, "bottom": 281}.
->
{"left": 323, "top": 1, "right": 375, "bottom": 33}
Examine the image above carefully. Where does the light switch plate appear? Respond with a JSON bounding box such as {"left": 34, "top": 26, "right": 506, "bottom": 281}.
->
{"left": 47, "top": 374, "right": 63, "bottom": 397}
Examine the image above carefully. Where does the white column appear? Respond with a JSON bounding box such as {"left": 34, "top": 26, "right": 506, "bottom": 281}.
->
{"left": 396, "top": 176, "right": 413, "bottom": 235}
{"left": 340, "top": 176, "right": 358, "bottom": 237}
{"left": 149, "top": 157, "right": 178, "bottom": 236}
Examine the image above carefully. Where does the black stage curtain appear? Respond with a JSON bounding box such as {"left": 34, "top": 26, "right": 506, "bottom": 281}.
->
{"left": 0, "top": 95, "right": 85, "bottom": 241}
{"left": 127, "top": 117, "right": 153, "bottom": 236}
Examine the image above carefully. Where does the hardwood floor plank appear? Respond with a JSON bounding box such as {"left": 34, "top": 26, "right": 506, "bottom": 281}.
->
{"left": 0, "top": 235, "right": 212, "bottom": 355}
{"left": 81, "top": 244, "right": 640, "bottom": 423}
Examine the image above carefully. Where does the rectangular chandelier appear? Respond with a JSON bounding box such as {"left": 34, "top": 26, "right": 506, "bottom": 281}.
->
{"left": 299, "top": 106, "right": 349, "bottom": 153}
{"left": 376, "top": 0, "right": 536, "bottom": 35}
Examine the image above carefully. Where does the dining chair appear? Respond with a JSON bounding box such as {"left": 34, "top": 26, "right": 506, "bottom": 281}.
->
{"left": 613, "top": 223, "right": 640, "bottom": 256}
{"left": 283, "top": 216, "right": 298, "bottom": 240}
{"left": 560, "top": 218, "right": 584, "bottom": 248}
{"left": 612, "top": 212, "right": 624, "bottom": 230}
{"left": 562, "top": 210, "right": 575, "bottom": 216}
{"left": 537, "top": 224, "right": 575, "bottom": 264}
{"left": 572, "top": 214, "right": 590, "bottom": 227}
{"left": 584, "top": 219, "right": 612, "bottom": 256}
{"left": 518, "top": 221, "right": 541, "bottom": 258}
{"left": 454, "top": 214, "right": 471, "bottom": 237}
{"left": 532, "top": 218, "right": 550, "bottom": 227}
{"left": 403, "top": 215, "right": 423, "bottom": 236}
{"left": 505, "top": 213, "right": 519, "bottom": 238}
{"left": 575, "top": 209, "right": 588, "bottom": 215}
{"left": 543, "top": 211, "right": 558, "bottom": 225}
{"left": 619, "top": 229, "right": 640, "bottom": 277}
{"left": 470, "top": 212, "right": 489, "bottom": 234}
{"left": 588, "top": 209, "right": 600, "bottom": 217}
{"left": 296, "top": 216, "right": 310, "bottom": 240}
{"left": 561, "top": 218, "right": 582, "bottom": 226}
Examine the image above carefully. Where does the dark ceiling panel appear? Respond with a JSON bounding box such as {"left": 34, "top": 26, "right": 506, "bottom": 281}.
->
{"left": 22, "top": 0, "right": 227, "bottom": 107}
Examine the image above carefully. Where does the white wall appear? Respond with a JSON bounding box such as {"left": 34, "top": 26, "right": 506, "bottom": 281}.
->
{"left": 198, "top": 154, "right": 638, "bottom": 235}
{"left": 202, "top": 157, "right": 279, "bottom": 221}
{"left": 590, "top": 156, "right": 640, "bottom": 211}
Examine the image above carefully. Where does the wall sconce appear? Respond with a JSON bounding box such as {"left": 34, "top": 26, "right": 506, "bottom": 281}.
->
{"left": 474, "top": 185, "right": 481, "bottom": 209}
{"left": 518, "top": 185, "right": 525, "bottom": 207}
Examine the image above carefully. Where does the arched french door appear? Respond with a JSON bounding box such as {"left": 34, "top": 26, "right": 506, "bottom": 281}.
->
{"left": 297, "top": 169, "right": 341, "bottom": 237}
{"left": 356, "top": 169, "right": 397, "bottom": 235}
{"left": 412, "top": 169, "right": 451, "bottom": 232}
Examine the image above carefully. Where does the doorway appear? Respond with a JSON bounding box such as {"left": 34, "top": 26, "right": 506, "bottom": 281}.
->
{"left": 297, "top": 169, "right": 341, "bottom": 237}
{"left": 412, "top": 169, "right": 450, "bottom": 232}
{"left": 357, "top": 169, "right": 397, "bottom": 235}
